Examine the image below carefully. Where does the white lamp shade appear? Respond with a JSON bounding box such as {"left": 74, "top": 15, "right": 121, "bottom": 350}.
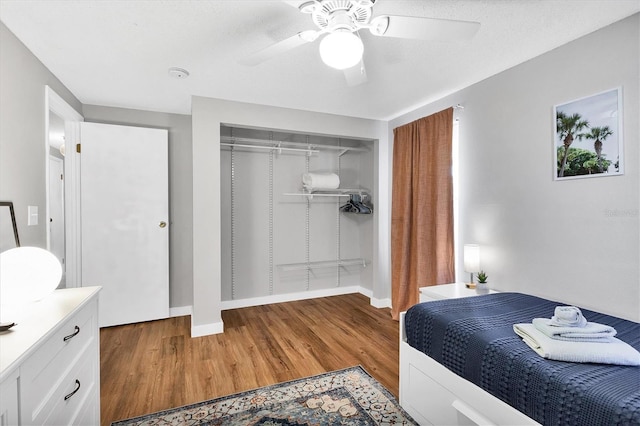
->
{"left": 319, "top": 31, "right": 364, "bottom": 70}
{"left": 0, "top": 247, "right": 62, "bottom": 306}
{"left": 463, "top": 244, "right": 480, "bottom": 273}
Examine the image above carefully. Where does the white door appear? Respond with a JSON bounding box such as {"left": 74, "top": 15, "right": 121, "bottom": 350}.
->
{"left": 80, "top": 122, "right": 169, "bottom": 327}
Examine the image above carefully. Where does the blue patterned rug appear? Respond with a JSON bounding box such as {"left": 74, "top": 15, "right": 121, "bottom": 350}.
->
{"left": 111, "top": 366, "right": 417, "bottom": 425}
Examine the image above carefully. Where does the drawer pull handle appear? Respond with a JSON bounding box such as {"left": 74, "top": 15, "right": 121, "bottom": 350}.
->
{"left": 63, "top": 325, "right": 80, "bottom": 342}
{"left": 452, "top": 400, "right": 495, "bottom": 425}
{"left": 64, "top": 380, "right": 81, "bottom": 401}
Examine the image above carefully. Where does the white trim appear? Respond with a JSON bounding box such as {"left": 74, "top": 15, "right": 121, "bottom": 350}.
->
{"left": 64, "top": 121, "right": 82, "bottom": 287}
{"left": 44, "top": 98, "right": 51, "bottom": 250}
{"left": 220, "top": 286, "right": 364, "bottom": 310}
{"left": 191, "top": 319, "right": 224, "bottom": 337}
{"left": 358, "top": 287, "right": 372, "bottom": 298}
{"left": 48, "top": 155, "right": 65, "bottom": 275}
{"left": 170, "top": 305, "right": 192, "bottom": 317}
{"left": 452, "top": 120, "right": 461, "bottom": 281}
{"left": 358, "top": 287, "right": 391, "bottom": 308}
{"left": 46, "top": 87, "right": 83, "bottom": 121}
{"left": 45, "top": 86, "right": 83, "bottom": 288}
{"left": 370, "top": 297, "right": 391, "bottom": 308}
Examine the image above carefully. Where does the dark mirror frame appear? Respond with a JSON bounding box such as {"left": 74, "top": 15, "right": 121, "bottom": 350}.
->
{"left": 0, "top": 201, "right": 20, "bottom": 247}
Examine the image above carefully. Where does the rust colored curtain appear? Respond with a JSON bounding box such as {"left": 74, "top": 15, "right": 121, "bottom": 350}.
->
{"left": 391, "top": 108, "right": 455, "bottom": 320}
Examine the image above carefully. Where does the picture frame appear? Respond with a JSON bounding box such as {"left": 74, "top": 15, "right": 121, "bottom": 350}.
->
{"left": 553, "top": 87, "right": 623, "bottom": 180}
{"left": 0, "top": 201, "right": 20, "bottom": 252}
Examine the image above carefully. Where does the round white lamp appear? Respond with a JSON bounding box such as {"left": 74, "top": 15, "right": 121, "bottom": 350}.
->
{"left": 319, "top": 31, "right": 364, "bottom": 70}
{"left": 0, "top": 247, "right": 62, "bottom": 306}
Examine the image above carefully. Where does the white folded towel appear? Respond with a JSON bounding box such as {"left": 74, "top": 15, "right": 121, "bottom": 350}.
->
{"left": 532, "top": 318, "right": 617, "bottom": 342}
{"left": 513, "top": 323, "right": 640, "bottom": 366}
{"left": 550, "top": 306, "right": 587, "bottom": 327}
{"left": 302, "top": 172, "right": 340, "bottom": 191}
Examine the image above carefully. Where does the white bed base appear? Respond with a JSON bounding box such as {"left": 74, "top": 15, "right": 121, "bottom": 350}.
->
{"left": 399, "top": 312, "right": 541, "bottom": 426}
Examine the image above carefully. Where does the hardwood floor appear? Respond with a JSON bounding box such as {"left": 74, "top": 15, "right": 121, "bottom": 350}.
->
{"left": 100, "top": 293, "right": 399, "bottom": 425}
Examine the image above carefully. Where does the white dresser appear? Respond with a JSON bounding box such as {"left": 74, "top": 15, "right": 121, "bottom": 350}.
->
{"left": 0, "top": 287, "right": 101, "bottom": 426}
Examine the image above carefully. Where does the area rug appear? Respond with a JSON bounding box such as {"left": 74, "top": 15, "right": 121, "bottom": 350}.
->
{"left": 112, "top": 366, "right": 418, "bottom": 425}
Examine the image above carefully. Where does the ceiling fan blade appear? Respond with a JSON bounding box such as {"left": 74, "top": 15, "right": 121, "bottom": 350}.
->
{"left": 371, "top": 15, "right": 480, "bottom": 41}
{"left": 343, "top": 60, "right": 367, "bottom": 87}
{"left": 239, "top": 31, "right": 318, "bottom": 66}
{"left": 281, "top": 0, "right": 304, "bottom": 8}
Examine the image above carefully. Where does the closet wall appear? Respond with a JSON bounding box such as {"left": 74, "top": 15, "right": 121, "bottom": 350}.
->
{"left": 220, "top": 125, "right": 374, "bottom": 303}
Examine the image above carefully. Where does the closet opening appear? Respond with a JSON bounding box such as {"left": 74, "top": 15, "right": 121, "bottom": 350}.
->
{"left": 220, "top": 125, "right": 375, "bottom": 309}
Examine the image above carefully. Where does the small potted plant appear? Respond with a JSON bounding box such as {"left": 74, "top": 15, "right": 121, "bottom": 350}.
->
{"left": 476, "top": 270, "right": 489, "bottom": 293}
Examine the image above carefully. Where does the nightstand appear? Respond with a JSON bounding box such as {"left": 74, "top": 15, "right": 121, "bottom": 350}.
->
{"left": 419, "top": 282, "right": 498, "bottom": 303}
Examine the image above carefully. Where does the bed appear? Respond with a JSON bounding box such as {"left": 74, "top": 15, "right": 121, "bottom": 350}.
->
{"left": 399, "top": 292, "right": 640, "bottom": 426}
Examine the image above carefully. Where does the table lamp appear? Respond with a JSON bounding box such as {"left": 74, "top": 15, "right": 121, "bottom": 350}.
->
{"left": 0, "top": 247, "right": 62, "bottom": 327}
{"left": 464, "top": 244, "right": 480, "bottom": 289}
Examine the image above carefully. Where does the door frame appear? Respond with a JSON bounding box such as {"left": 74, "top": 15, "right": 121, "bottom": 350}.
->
{"left": 45, "top": 86, "right": 83, "bottom": 287}
{"left": 48, "top": 154, "right": 65, "bottom": 267}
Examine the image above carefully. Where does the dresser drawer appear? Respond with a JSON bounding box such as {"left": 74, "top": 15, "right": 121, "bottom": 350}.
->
{"left": 20, "top": 298, "right": 98, "bottom": 424}
{"left": 74, "top": 385, "right": 100, "bottom": 426}
{"left": 0, "top": 369, "right": 19, "bottom": 426}
{"left": 30, "top": 343, "right": 98, "bottom": 425}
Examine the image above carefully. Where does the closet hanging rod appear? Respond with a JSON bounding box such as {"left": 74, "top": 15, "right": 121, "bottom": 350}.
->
{"left": 278, "top": 258, "right": 368, "bottom": 272}
{"left": 283, "top": 188, "right": 368, "bottom": 197}
{"left": 220, "top": 142, "right": 320, "bottom": 154}
{"left": 283, "top": 192, "right": 351, "bottom": 198}
{"left": 220, "top": 136, "right": 370, "bottom": 154}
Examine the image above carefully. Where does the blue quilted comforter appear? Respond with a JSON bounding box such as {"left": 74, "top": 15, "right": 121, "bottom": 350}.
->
{"left": 404, "top": 292, "right": 640, "bottom": 425}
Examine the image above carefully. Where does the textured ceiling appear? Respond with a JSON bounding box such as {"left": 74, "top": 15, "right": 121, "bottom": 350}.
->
{"left": 1, "top": 1, "right": 638, "bottom": 120}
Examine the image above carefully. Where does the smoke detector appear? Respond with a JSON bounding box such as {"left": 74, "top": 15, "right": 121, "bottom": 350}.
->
{"left": 168, "top": 67, "right": 190, "bottom": 79}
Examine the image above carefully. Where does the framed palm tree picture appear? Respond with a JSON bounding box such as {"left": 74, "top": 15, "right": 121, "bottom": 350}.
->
{"left": 554, "top": 87, "right": 623, "bottom": 180}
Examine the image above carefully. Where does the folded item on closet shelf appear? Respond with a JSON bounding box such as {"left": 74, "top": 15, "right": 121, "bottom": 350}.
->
{"left": 550, "top": 306, "right": 588, "bottom": 327}
{"left": 302, "top": 172, "right": 340, "bottom": 191}
{"left": 532, "top": 318, "right": 617, "bottom": 342}
{"left": 513, "top": 323, "right": 640, "bottom": 366}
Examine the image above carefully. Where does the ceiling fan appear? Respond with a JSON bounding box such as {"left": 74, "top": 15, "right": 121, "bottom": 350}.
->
{"left": 240, "top": 0, "right": 480, "bottom": 85}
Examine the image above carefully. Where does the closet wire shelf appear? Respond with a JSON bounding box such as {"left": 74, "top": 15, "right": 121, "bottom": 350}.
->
{"left": 283, "top": 189, "right": 370, "bottom": 198}
{"left": 220, "top": 136, "right": 370, "bottom": 157}
{"left": 278, "top": 258, "right": 368, "bottom": 272}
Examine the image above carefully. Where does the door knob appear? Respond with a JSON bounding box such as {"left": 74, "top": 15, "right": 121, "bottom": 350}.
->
{"left": 159, "top": 221, "right": 167, "bottom": 228}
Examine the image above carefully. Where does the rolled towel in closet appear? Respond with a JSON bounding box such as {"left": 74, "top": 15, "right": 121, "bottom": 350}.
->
{"left": 302, "top": 172, "right": 340, "bottom": 190}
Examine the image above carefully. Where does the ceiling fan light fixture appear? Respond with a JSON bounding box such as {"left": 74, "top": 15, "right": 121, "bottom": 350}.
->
{"left": 319, "top": 31, "right": 363, "bottom": 70}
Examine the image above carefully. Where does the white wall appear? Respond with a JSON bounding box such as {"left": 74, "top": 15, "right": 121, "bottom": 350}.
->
{"left": 0, "top": 22, "right": 82, "bottom": 247}
{"left": 389, "top": 14, "right": 639, "bottom": 320}
{"left": 191, "top": 96, "right": 387, "bottom": 335}
{"left": 82, "top": 105, "right": 193, "bottom": 309}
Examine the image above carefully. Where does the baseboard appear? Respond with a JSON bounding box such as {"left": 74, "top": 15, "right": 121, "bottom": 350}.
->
{"left": 220, "top": 286, "right": 367, "bottom": 310}
{"left": 370, "top": 297, "right": 391, "bottom": 308}
{"left": 358, "top": 287, "right": 372, "bottom": 298}
{"left": 191, "top": 318, "right": 224, "bottom": 337}
{"left": 170, "top": 305, "right": 192, "bottom": 317}
{"left": 188, "top": 287, "right": 389, "bottom": 337}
